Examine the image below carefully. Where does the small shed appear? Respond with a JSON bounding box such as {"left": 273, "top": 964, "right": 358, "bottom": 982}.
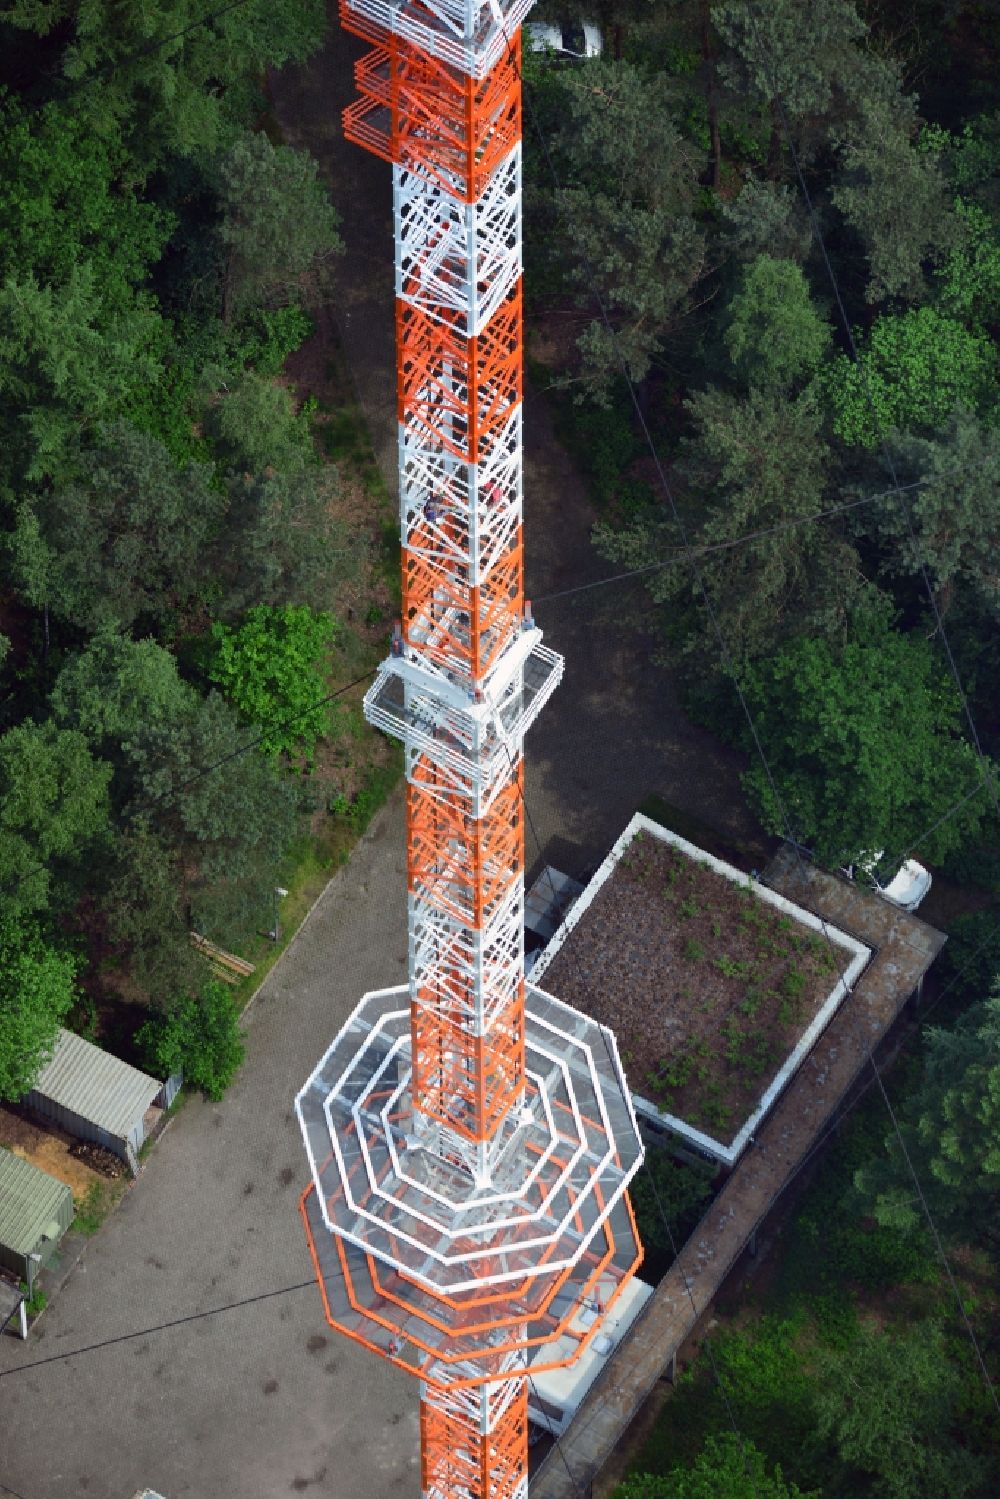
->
{"left": 25, "top": 1029, "right": 163, "bottom": 1168}
{"left": 0, "top": 1151, "right": 74, "bottom": 1280}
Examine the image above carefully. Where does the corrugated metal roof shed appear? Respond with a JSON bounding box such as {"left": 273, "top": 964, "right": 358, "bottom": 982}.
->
{"left": 30, "top": 1029, "right": 161, "bottom": 1139}
{"left": 0, "top": 1151, "right": 74, "bottom": 1274}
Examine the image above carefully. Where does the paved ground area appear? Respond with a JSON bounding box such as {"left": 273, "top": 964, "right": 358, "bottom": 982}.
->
{"left": 1, "top": 797, "right": 420, "bottom": 1499}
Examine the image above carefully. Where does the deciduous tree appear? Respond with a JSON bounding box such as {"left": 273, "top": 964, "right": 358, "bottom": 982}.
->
{"left": 614, "top": 1434, "right": 816, "bottom": 1498}
{"left": 855, "top": 992, "right": 1000, "bottom": 1247}
{"left": 740, "top": 606, "right": 995, "bottom": 867}
{"left": 823, "top": 307, "right": 997, "bottom": 448}
{"left": 136, "top": 978, "right": 245, "bottom": 1099}
{"left": 934, "top": 197, "right": 1000, "bottom": 325}
{"left": 813, "top": 1321, "right": 986, "bottom": 1497}
{"left": 0, "top": 915, "right": 78, "bottom": 1100}
{"left": 0, "top": 720, "right": 112, "bottom": 920}
{"left": 215, "top": 130, "right": 342, "bottom": 322}
{"left": 207, "top": 603, "right": 338, "bottom": 766}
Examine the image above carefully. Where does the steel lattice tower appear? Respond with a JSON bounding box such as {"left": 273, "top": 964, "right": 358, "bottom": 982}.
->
{"left": 296, "top": 6, "right": 644, "bottom": 1495}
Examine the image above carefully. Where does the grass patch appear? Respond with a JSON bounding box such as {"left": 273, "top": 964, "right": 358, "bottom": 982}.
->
{"left": 74, "top": 1180, "right": 124, "bottom": 1236}
{"left": 19, "top": 1282, "right": 48, "bottom": 1318}
{"left": 224, "top": 745, "right": 404, "bottom": 1011}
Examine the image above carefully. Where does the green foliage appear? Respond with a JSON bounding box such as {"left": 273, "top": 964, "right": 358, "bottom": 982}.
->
{"left": 823, "top": 307, "right": 998, "bottom": 448}
{"left": 0, "top": 264, "right": 161, "bottom": 487}
{"left": 212, "top": 464, "right": 361, "bottom": 620}
{"left": 0, "top": 914, "right": 78, "bottom": 1100}
{"left": 615, "top": 1434, "right": 815, "bottom": 1499}
{"left": 18, "top": 1280, "right": 48, "bottom": 1318}
{"left": 720, "top": 177, "right": 811, "bottom": 265}
{"left": 779, "top": 1099, "right": 939, "bottom": 1311}
{"left": 939, "top": 910, "right": 1000, "bottom": 996}
{"left": 539, "top": 59, "right": 705, "bottom": 398}
{"left": 50, "top": 633, "right": 192, "bottom": 767}
{"left": 548, "top": 384, "right": 643, "bottom": 507}
{"left": 136, "top": 979, "right": 245, "bottom": 1101}
{"left": 741, "top": 608, "right": 994, "bottom": 868}
{"left": 723, "top": 257, "right": 831, "bottom": 392}
{"left": 327, "top": 756, "right": 402, "bottom": 836}
{"left": 207, "top": 604, "right": 338, "bottom": 765}
{"left": 0, "top": 93, "right": 172, "bottom": 298}
{"left": 855, "top": 993, "right": 1000, "bottom": 1246}
{"left": 120, "top": 325, "right": 213, "bottom": 468}
{"left": 870, "top": 408, "right": 1000, "bottom": 618}
{"left": 626, "top": 1314, "right": 821, "bottom": 1488}
{"left": 215, "top": 130, "right": 342, "bottom": 321}
{"left": 122, "top": 686, "right": 303, "bottom": 945}
{"left": 205, "top": 370, "right": 316, "bottom": 475}
{"left": 831, "top": 98, "right": 958, "bottom": 304}
{"left": 930, "top": 111, "right": 1000, "bottom": 225}
{"left": 712, "top": 1316, "right": 819, "bottom": 1469}
{"left": 936, "top": 198, "right": 1000, "bottom": 324}
{"left": 102, "top": 820, "right": 200, "bottom": 998}
{"left": 813, "top": 1321, "right": 986, "bottom": 1497}
{"left": 714, "top": 0, "right": 957, "bottom": 299}
{"left": 230, "top": 304, "right": 315, "bottom": 378}
{"left": 713, "top": 0, "right": 869, "bottom": 124}
{"left": 4, "top": 1, "right": 327, "bottom": 176}
{"left": 52, "top": 632, "right": 303, "bottom": 957}
{"left": 73, "top": 1180, "right": 112, "bottom": 1237}
{"left": 0, "top": 720, "right": 112, "bottom": 920}
{"left": 628, "top": 1146, "right": 715, "bottom": 1269}
{"left": 595, "top": 385, "right": 863, "bottom": 665}
{"left": 9, "top": 422, "right": 222, "bottom": 631}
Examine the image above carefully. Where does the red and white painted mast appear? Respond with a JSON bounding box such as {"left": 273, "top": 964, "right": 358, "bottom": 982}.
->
{"left": 296, "top": 6, "right": 644, "bottom": 1495}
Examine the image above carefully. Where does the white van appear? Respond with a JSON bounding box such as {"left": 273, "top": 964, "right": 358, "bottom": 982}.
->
{"left": 524, "top": 21, "right": 603, "bottom": 59}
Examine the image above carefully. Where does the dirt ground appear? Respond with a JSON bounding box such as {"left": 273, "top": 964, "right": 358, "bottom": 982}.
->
{"left": 0, "top": 1105, "right": 104, "bottom": 1202}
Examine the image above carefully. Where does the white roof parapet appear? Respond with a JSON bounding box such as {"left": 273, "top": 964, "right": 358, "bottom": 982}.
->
{"left": 533, "top": 814, "right": 871, "bottom": 1166}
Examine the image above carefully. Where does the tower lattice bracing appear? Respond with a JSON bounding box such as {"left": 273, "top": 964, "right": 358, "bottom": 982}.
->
{"left": 296, "top": 7, "right": 644, "bottom": 1496}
